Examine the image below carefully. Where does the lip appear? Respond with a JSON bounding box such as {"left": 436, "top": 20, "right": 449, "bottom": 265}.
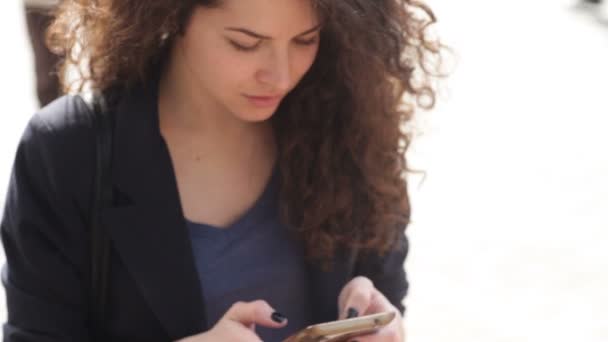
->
{"left": 244, "top": 94, "right": 282, "bottom": 107}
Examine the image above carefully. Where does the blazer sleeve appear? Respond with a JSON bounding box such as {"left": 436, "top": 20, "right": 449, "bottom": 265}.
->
{"left": 355, "top": 229, "right": 410, "bottom": 315}
{"left": 1, "top": 106, "right": 93, "bottom": 341}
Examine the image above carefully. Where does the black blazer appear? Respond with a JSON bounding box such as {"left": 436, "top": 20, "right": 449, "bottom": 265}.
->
{"left": 1, "top": 82, "right": 409, "bottom": 342}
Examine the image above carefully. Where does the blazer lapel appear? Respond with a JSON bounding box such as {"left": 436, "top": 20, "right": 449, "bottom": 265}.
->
{"left": 100, "top": 82, "right": 205, "bottom": 339}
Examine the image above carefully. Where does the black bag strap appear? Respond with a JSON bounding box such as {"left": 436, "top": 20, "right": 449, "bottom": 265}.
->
{"left": 84, "top": 93, "right": 113, "bottom": 341}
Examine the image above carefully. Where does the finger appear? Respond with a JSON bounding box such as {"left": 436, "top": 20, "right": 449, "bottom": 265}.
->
{"left": 224, "top": 300, "right": 288, "bottom": 329}
{"left": 338, "top": 276, "right": 371, "bottom": 310}
{"left": 338, "top": 276, "right": 374, "bottom": 314}
{"left": 338, "top": 277, "right": 375, "bottom": 319}
{"left": 366, "top": 289, "right": 394, "bottom": 314}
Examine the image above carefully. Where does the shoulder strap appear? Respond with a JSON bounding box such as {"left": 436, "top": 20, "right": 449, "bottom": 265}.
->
{"left": 83, "top": 93, "right": 113, "bottom": 340}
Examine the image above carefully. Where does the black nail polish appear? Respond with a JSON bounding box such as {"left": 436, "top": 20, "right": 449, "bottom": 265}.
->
{"left": 271, "top": 311, "right": 287, "bottom": 323}
{"left": 346, "top": 307, "right": 359, "bottom": 318}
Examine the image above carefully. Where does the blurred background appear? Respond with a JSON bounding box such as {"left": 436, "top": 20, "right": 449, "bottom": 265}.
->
{"left": 1, "top": 0, "right": 607, "bottom": 340}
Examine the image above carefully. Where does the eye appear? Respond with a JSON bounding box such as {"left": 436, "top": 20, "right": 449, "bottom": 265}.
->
{"left": 228, "top": 40, "right": 260, "bottom": 52}
{"left": 295, "top": 36, "right": 319, "bottom": 46}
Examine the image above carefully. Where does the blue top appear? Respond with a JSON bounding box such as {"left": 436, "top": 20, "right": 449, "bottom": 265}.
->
{"left": 186, "top": 168, "right": 313, "bottom": 341}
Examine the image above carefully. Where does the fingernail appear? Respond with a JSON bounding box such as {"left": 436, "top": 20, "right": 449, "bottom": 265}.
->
{"left": 346, "top": 307, "right": 359, "bottom": 318}
{"left": 271, "top": 311, "right": 287, "bottom": 323}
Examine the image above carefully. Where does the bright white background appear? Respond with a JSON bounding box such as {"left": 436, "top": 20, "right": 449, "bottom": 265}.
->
{"left": 1, "top": 0, "right": 607, "bottom": 341}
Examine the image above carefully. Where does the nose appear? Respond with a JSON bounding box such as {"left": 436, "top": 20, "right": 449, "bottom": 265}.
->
{"left": 258, "top": 48, "right": 291, "bottom": 93}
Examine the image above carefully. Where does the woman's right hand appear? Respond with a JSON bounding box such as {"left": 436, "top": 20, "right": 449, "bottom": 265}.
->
{"left": 176, "top": 300, "right": 288, "bottom": 341}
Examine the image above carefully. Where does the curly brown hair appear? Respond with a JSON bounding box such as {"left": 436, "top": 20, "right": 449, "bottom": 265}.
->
{"left": 48, "top": 0, "right": 445, "bottom": 266}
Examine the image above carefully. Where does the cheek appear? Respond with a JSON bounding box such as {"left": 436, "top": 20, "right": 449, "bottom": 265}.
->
{"left": 294, "top": 46, "right": 319, "bottom": 79}
{"left": 195, "top": 47, "right": 252, "bottom": 92}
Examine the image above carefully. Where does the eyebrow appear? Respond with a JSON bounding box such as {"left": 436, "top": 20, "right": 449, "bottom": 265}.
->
{"left": 224, "top": 23, "right": 322, "bottom": 40}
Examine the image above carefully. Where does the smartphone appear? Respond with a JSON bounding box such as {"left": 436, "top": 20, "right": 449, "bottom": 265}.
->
{"left": 282, "top": 311, "right": 396, "bottom": 342}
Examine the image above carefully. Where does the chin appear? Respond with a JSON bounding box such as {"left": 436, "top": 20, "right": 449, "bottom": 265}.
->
{"left": 233, "top": 106, "right": 277, "bottom": 123}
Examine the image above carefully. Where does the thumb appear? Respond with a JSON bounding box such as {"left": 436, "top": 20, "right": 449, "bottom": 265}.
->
{"left": 223, "top": 300, "right": 288, "bottom": 329}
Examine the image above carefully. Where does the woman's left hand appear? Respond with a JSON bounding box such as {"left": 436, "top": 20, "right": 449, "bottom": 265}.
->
{"left": 337, "top": 276, "right": 405, "bottom": 342}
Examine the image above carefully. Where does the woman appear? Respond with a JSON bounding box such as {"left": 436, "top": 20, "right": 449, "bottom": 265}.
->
{"left": 2, "top": 0, "right": 443, "bottom": 341}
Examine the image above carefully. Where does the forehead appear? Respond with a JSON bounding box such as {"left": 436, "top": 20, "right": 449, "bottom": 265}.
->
{"left": 207, "top": 0, "right": 319, "bottom": 35}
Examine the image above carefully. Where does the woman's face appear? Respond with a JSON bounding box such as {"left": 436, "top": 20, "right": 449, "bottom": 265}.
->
{"left": 173, "top": 0, "right": 321, "bottom": 122}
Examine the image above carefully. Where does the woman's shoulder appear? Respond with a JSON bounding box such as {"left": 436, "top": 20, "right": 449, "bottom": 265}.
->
{"left": 17, "top": 95, "right": 98, "bottom": 192}
{"left": 27, "top": 94, "right": 95, "bottom": 138}
{"left": 22, "top": 94, "right": 99, "bottom": 157}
